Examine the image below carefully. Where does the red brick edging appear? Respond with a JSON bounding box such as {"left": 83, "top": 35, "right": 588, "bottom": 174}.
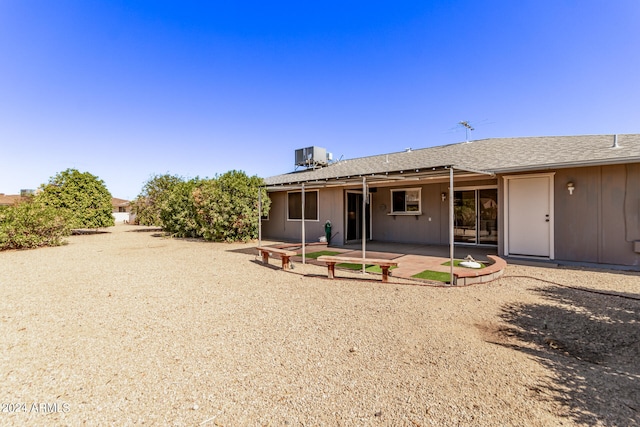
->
{"left": 453, "top": 255, "right": 506, "bottom": 286}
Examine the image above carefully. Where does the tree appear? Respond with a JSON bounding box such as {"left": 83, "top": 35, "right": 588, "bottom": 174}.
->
{"left": 145, "top": 170, "right": 269, "bottom": 242}
{"left": 194, "top": 170, "right": 269, "bottom": 242}
{"left": 159, "top": 178, "right": 201, "bottom": 238}
{"left": 36, "top": 168, "right": 114, "bottom": 229}
{"left": 130, "top": 174, "right": 183, "bottom": 226}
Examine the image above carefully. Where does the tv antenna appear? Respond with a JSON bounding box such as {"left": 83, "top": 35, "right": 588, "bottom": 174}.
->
{"left": 458, "top": 121, "right": 474, "bottom": 143}
{"left": 446, "top": 119, "right": 494, "bottom": 143}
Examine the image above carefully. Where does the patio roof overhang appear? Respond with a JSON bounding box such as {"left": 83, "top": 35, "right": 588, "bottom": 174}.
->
{"left": 264, "top": 165, "right": 495, "bottom": 191}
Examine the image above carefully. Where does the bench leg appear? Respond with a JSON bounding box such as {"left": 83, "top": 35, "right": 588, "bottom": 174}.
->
{"left": 281, "top": 256, "right": 290, "bottom": 270}
{"left": 327, "top": 262, "right": 335, "bottom": 279}
{"left": 381, "top": 266, "right": 390, "bottom": 282}
{"left": 261, "top": 251, "right": 269, "bottom": 264}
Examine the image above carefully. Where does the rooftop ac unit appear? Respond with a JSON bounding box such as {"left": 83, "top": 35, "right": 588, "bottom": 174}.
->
{"left": 295, "top": 146, "right": 328, "bottom": 168}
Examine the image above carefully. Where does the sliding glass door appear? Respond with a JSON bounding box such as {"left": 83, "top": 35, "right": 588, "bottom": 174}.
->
{"left": 454, "top": 188, "right": 498, "bottom": 245}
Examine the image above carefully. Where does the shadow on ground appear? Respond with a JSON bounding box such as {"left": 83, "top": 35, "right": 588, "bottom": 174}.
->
{"left": 71, "top": 229, "right": 110, "bottom": 235}
{"left": 126, "top": 227, "right": 164, "bottom": 233}
{"left": 485, "top": 285, "right": 640, "bottom": 426}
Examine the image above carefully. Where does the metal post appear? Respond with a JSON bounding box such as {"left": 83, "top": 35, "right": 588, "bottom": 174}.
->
{"left": 449, "top": 167, "right": 454, "bottom": 285}
{"left": 258, "top": 188, "right": 262, "bottom": 247}
{"left": 301, "top": 183, "right": 306, "bottom": 264}
{"left": 362, "top": 177, "right": 367, "bottom": 274}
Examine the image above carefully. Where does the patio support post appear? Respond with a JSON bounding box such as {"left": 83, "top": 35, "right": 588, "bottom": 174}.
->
{"left": 362, "top": 176, "right": 367, "bottom": 274}
{"left": 449, "top": 167, "right": 454, "bottom": 285}
{"left": 302, "top": 183, "right": 306, "bottom": 264}
{"left": 258, "top": 188, "right": 262, "bottom": 247}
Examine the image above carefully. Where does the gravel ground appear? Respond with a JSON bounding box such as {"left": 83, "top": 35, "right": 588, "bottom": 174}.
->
{"left": 1, "top": 225, "right": 638, "bottom": 426}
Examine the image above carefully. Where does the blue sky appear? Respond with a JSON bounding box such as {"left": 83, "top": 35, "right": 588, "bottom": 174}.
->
{"left": 1, "top": 1, "right": 638, "bottom": 199}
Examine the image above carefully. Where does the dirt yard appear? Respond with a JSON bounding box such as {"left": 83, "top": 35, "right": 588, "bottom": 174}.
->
{"left": 1, "top": 225, "right": 638, "bottom": 426}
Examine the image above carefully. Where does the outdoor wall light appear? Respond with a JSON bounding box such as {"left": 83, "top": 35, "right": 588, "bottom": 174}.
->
{"left": 567, "top": 182, "right": 575, "bottom": 195}
{"left": 441, "top": 192, "right": 447, "bottom": 202}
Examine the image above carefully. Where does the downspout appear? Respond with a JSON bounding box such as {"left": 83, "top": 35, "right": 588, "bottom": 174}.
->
{"left": 449, "top": 167, "right": 454, "bottom": 285}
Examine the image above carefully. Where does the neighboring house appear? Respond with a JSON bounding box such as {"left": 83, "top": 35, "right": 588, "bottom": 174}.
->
{"left": 0, "top": 193, "right": 29, "bottom": 206}
{"left": 112, "top": 198, "right": 132, "bottom": 224}
{"left": 263, "top": 134, "right": 640, "bottom": 270}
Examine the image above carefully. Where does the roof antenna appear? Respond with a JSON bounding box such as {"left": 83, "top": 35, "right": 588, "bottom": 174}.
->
{"left": 459, "top": 121, "right": 474, "bottom": 143}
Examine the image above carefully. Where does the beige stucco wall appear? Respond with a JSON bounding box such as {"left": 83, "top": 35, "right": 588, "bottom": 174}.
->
{"left": 262, "top": 187, "right": 344, "bottom": 244}
{"left": 369, "top": 183, "right": 448, "bottom": 244}
{"left": 369, "top": 178, "right": 496, "bottom": 245}
{"left": 553, "top": 163, "right": 640, "bottom": 267}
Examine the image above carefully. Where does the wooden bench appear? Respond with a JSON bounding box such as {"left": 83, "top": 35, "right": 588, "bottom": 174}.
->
{"left": 257, "top": 247, "right": 298, "bottom": 270}
{"left": 316, "top": 256, "right": 399, "bottom": 282}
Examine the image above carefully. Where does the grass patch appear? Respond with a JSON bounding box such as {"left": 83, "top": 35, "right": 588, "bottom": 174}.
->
{"left": 337, "top": 262, "right": 373, "bottom": 270}
{"left": 365, "top": 264, "right": 398, "bottom": 274}
{"left": 441, "top": 259, "right": 486, "bottom": 268}
{"left": 412, "top": 270, "right": 452, "bottom": 282}
{"left": 304, "top": 250, "right": 341, "bottom": 259}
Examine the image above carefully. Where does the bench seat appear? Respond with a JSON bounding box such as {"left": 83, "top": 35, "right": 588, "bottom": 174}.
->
{"left": 257, "top": 247, "right": 298, "bottom": 270}
{"left": 317, "top": 256, "right": 398, "bottom": 282}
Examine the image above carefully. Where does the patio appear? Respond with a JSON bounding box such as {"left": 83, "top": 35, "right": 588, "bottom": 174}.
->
{"left": 276, "top": 240, "right": 502, "bottom": 284}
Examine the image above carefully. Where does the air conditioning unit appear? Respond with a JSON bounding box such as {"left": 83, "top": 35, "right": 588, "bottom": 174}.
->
{"left": 295, "top": 146, "right": 328, "bottom": 168}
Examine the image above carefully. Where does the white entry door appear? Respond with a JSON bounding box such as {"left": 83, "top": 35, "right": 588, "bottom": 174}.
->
{"left": 505, "top": 174, "right": 554, "bottom": 258}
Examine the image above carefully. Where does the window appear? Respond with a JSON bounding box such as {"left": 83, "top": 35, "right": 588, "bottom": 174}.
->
{"left": 390, "top": 188, "right": 421, "bottom": 214}
{"left": 287, "top": 190, "right": 319, "bottom": 220}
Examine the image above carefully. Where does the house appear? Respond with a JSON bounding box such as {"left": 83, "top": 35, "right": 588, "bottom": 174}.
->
{"left": 0, "top": 194, "right": 23, "bottom": 206}
{"left": 262, "top": 134, "right": 640, "bottom": 270}
{"left": 0, "top": 193, "right": 32, "bottom": 206}
{"left": 111, "top": 198, "right": 132, "bottom": 224}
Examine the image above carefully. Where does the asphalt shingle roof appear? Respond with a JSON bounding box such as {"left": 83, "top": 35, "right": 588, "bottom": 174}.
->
{"left": 264, "top": 134, "right": 640, "bottom": 186}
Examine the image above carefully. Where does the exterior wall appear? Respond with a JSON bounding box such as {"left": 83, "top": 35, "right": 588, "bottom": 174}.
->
{"left": 112, "top": 212, "right": 132, "bottom": 224}
{"left": 554, "top": 164, "right": 640, "bottom": 267}
{"left": 262, "top": 187, "right": 344, "bottom": 244}
{"left": 369, "top": 183, "right": 449, "bottom": 245}
{"left": 370, "top": 178, "right": 497, "bottom": 245}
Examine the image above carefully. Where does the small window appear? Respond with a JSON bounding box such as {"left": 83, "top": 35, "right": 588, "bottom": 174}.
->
{"left": 390, "top": 188, "right": 421, "bottom": 214}
{"left": 287, "top": 190, "right": 319, "bottom": 221}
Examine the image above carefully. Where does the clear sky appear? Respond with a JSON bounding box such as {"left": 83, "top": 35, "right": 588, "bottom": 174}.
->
{"left": 1, "top": 1, "right": 638, "bottom": 199}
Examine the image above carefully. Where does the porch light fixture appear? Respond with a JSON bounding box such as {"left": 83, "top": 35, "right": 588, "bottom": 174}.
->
{"left": 567, "top": 182, "right": 575, "bottom": 195}
{"left": 441, "top": 192, "right": 447, "bottom": 202}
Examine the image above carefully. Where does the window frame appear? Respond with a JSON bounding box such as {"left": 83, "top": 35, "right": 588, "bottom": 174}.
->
{"left": 287, "top": 190, "right": 319, "bottom": 221}
{"left": 389, "top": 187, "right": 422, "bottom": 215}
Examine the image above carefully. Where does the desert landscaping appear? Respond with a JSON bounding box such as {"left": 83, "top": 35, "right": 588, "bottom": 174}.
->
{"left": 1, "top": 225, "right": 638, "bottom": 426}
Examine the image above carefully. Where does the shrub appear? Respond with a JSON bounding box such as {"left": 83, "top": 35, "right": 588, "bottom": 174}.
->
{"left": 0, "top": 201, "right": 71, "bottom": 250}
{"left": 159, "top": 178, "right": 201, "bottom": 238}
{"left": 36, "top": 168, "right": 114, "bottom": 229}
{"left": 130, "top": 174, "right": 183, "bottom": 226}
{"left": 195, "top": 171, "right": 269, "bottom": 242}
{"left": 137, "top": 170, "right": 270, "bottom": 242}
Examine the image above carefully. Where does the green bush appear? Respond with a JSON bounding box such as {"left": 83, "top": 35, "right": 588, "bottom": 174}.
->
{"left": 0, "top": 201, "right": 71, "bottom": 250}
{"left": 36, "top": 168, "right": 114, "bottom": 229}
{"left": 136, "top": 170, "right": 270, "bottom": 242}
{"left": 192, "top": 171, "right": 270, "bottom": 242}
{"left": 160, "top": 178, "right": 201, "bottom": 238}
{"left": 130, "top": 173, "right": 183, "bottom": 226}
